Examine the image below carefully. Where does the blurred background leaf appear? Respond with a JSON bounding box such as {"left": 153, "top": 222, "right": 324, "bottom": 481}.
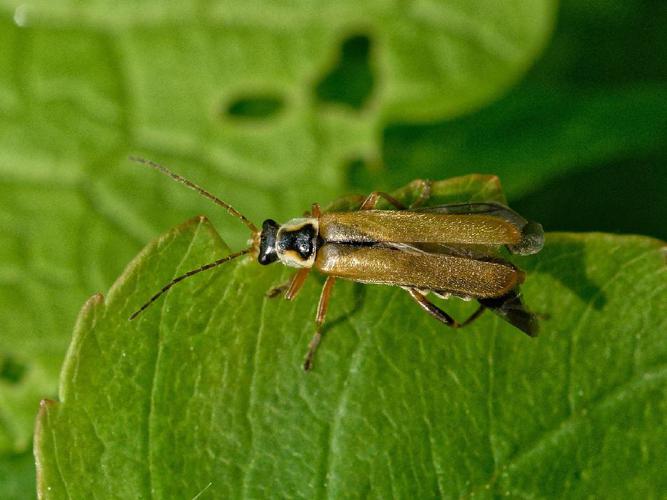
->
{"left": 0, "top": 0, "right": 665, "bottom": 497}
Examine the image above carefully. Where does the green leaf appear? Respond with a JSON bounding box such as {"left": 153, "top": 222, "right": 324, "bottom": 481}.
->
{"left": 0, "top": 1, "right": 555, "bottom": 466}
{"left": 36, "top": 176, "right": 667, "bottom": 498}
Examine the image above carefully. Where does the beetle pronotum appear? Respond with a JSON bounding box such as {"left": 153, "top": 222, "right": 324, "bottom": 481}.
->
{"left": 129, "top": 158, "right": 544, "bottom": 371}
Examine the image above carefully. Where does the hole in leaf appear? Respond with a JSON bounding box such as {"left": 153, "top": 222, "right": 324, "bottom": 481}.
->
{"left": 226, "top": 95, "right": 284, "bottom": 119}
{"left": 315, "top": 34, "right": 375, "bottom": 109}
{"left": 0, "top": 355, "right": 27, "bottom": 384}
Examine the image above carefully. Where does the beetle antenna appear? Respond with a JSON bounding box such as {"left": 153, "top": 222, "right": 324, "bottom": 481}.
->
{"left": 129, "top": 156, "right": 259, "bottom": 233}
{"left": 129, "top": 247, "right": 252, "bottom": 320}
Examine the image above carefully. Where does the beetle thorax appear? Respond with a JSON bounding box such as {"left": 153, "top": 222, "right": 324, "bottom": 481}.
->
{"left": 276, "top": 218, "right": 319, "bottom": 268}
{"left": 257, "top": 217, "right": 319, "bottom": 268}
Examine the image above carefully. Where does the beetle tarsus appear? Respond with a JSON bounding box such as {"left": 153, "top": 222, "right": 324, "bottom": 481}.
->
{"left": 456, "top": 304, "right": 486, "bottom": 328}
{"left": 303, "top": 331, "right": 322, "bottom": 372}
{"left": 302, "top": 276, "right": 337, "bottom": 371}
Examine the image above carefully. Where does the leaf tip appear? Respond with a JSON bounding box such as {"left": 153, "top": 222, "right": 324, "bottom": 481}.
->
{"left": 78, "top": 293, "right": 105, "bottom": 321}
{"left": 40, "top": 398, "right": 57, "bottom": 408}
{"left": 89, "top": 292, "right": 105, "bottom": 305}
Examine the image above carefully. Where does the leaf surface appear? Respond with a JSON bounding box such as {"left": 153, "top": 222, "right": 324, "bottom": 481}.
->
{"left": 35, "top": 176, "right": 667, "bottom": 498}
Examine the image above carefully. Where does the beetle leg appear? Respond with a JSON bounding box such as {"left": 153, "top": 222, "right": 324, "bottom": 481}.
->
{"left": 266, "top": 268, "right": 310, "bottom": 299}
{"left": 406, "top": 288, "right": 486, "bottom": 328}
{"left": 407, "top": 288, "right": 458, "bottom": 326}
{"left": 303, "top": 276, "right": 336, "bottom": 371}
{"left": 303, "top": 203, "right": 322, "bottom": 217}
{"left": 408, "top": 179, "right": 432, "bottom": 208}
{"left": 359, "top": 191, "right": 406, "bottom": 210}
{"left": 458, "top": 304, "right": 486, "bottom": 327}
{"left": 285, "top": 267, "right": 311, "bottom": 301}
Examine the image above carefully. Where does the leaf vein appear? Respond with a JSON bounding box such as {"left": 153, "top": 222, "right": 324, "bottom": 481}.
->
{"left": 147, "top": 218, "right": 205, "bottom": 499}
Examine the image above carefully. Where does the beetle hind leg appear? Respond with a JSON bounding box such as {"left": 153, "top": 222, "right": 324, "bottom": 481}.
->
{"left": 410, "top": 288, "right": 540, "bottom": 336}
{"left": 406, "top": 288, "right": 486, "bottom": 328}
{"left": 265, "top": 267, "right": 310, "bottom": 300}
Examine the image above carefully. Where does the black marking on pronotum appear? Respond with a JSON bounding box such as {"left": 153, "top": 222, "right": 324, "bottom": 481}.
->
{"left": 277, "top": 223, "right": 317, "bottom": 261}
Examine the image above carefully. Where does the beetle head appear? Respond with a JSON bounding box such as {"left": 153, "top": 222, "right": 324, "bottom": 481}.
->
{"left": 257, "top": 219, "right": 280, "bottom": 265}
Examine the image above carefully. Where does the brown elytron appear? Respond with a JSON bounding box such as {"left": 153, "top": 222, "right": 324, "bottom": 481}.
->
{"left": 129, "top": 159, "right": 544, "bottom": 371}
{"left": 315, "top": 245, "right": 522, "bottom": 297}
{"left": 319, "top": 211, "right": 522, "bottom": 246}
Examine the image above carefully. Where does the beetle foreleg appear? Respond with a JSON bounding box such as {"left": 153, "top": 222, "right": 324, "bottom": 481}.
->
{"left": 303, "top": 276, "right": 336, "bottom": 371}
{"left": 266, "top": 268, "right": 311, "bottom": 300}
{"left": 406, "top": 288, "right": 486, "bottom": 328}
{"left": 285, "top": 268, "right": 310, "bottom": 301}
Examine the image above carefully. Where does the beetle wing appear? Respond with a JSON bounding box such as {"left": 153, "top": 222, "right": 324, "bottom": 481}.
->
{"left": 314, "top": 243, "right": 523, "bottom": 299}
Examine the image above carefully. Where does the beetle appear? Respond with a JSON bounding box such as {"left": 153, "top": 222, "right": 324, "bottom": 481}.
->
{"left": 129, "top": 157, "right": 544, "bottom": 371}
